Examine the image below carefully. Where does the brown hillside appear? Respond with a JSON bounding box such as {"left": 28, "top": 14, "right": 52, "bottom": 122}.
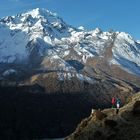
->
{"left": 66, "top": 92, "right": 140, "bottom": 140}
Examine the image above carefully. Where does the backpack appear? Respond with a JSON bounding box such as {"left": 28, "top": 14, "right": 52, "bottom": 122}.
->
{"left": 116, "top": 98, "right": 121, "bottom": 105}
{"left": 112, "top": 97, "right": 115, "bottom": 104}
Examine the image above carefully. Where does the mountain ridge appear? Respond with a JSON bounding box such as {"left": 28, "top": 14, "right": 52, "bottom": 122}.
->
{"left": 66, "top": 92, "right": 140, "bottom": 140}
{"left": 0, "top": 8, "right": 140, "bottom": 102}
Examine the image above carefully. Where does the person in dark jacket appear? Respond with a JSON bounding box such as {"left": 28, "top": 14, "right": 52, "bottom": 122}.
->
{"left": 116, "top": 98, "right": 121, "bottom": 114}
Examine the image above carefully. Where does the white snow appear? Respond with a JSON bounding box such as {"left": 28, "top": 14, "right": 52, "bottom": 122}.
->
{"left": 117, "top": 32, "right": 135, "bottom": 45}
{"left": 78, "top": 26, "right": 85, "bottom": 30}
{"left": 91, "top": 28, "right": 102, "bottom": 36}
{"left": 137, "top": 40, "right": 140, "bottom": 44}
{"left": 0, "top": 24, "right": 29, "bottom": 63}
{"left": 57, "top": 72, "right": 95, "bottom": 84}
{"left": 44, "top": 36, "right": 52, "bottom": 45}
{"left": 0, "top": 8, "right": 140, "bottom": 77}
{"left": 110, "top": 32, "right": 140, "bottom": 75}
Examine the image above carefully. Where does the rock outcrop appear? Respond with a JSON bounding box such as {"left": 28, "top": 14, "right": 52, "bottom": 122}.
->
{"left": 66, "top": 92, "right": 140, "bottom": 140}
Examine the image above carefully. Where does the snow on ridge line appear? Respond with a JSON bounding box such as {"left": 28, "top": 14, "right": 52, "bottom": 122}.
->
{"left": 78, "top": 26, "right": 85, "bottom": 31}
{"left": 57, "top": 72, "right": 95, "bottom": 84}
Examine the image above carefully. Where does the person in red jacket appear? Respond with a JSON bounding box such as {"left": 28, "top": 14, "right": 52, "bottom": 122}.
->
{"left": 111, "top": 97, "right": 115, "bottom": 108}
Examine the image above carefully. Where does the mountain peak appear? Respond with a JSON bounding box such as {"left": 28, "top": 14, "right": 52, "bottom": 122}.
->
{"left": 23, "top": 8, "right": 57, "bottom": 18}
{"left": 94, "top": 27, "right": 102, "bottom": 33}
{"left": 26, "top": 8, "right": 42, "bottom": 18}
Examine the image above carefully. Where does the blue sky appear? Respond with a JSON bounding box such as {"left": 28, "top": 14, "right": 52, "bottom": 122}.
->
{"left": 0, "top": 0, "right": 140, "bottom": 39}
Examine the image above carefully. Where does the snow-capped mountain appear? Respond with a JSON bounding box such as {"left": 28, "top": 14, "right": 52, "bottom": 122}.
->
{"left": 0, "top": 8, "right": 74, "bottom": 64}
{"left": 0, "top": 8, "right": 140, "bottom": 92}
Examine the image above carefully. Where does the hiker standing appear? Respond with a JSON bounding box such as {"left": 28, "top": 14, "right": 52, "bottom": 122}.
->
{"left": 111, "top": 97, "right": 115, "bottom": 108}
{"left": 116, "top": 98, "right": 121, "bottom": 114}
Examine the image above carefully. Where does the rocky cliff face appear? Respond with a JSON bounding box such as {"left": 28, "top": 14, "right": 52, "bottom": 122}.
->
{"left": 66, "top": 92, "right": 140, "bottom": 140}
